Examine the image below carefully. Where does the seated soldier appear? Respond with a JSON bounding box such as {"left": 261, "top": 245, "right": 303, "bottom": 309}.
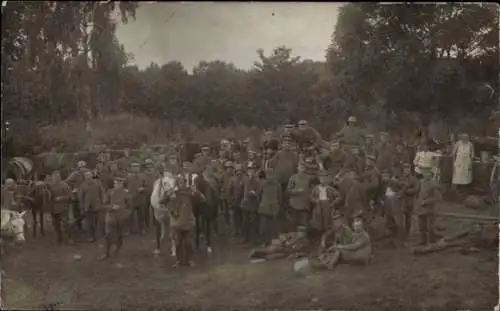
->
{"left": 313, "top": 211, "right": 372, "bottom": 269}
{"left": 249, "top": 225, "right": 311, "bottom": 260}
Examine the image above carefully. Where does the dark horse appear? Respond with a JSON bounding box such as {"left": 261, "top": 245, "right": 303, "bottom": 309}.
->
{"left": 25, "top": 181, "right": 52, "bottom": 237}
{"left": 191, "top": 172, "right": 220, "bottom": 254}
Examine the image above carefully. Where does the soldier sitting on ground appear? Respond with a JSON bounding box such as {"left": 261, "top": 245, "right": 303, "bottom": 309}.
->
{"left": 248, "top": 225, "right": 311, "bottom": 260}
{"left": 312, "top": 211, "right": 372, "bottom": 270}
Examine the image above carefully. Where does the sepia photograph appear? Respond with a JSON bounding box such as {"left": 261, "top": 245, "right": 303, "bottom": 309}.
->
{"left": 1, "top": 2, "right": 499, "bottom": 310}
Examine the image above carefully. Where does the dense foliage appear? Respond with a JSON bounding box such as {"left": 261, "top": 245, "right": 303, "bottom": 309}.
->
{"left": 2, "top": 3, "right": 498, "bottom": 150}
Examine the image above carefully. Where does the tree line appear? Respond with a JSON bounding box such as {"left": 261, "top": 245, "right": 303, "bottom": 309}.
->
{"left": 2, "top": 3, "right": 498, "bottom": 143}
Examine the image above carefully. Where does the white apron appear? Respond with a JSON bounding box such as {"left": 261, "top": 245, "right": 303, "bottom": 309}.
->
{"left": 452, "top": 142, "right": 473, "bottom": 185}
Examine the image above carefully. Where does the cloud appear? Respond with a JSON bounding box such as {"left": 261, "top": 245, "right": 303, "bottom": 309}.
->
{"left": 115, "top": 2, "right": 341, "bottom": 72}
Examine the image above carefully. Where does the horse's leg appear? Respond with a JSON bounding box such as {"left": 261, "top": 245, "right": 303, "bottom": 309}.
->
{"left": 205, "top": 215, "right": 213, "bottom": 254}
{"left": 32, "top": 209, "right": 37, "bottom": 238}
{"left": 194, "top": 212, "right": 201, "bottom": 250}
{"left": 39, "top": 211, "right": 45, "bottom": 237}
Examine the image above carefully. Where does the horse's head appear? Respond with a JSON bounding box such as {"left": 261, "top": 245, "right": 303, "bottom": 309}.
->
{"left": 1, "top": 210, "right": 27, "bottom": 243}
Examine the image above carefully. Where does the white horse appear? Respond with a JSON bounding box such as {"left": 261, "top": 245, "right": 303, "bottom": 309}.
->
{"left": 150, "top": 172, "right": 178, "bottom": 256}
{"left": 1, "top": 209, "right": 27, "bottom": 258}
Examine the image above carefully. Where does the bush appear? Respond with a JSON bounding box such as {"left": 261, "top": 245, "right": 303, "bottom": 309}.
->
{"left": 37, "top": 113, "right": 262, "bottom": 152}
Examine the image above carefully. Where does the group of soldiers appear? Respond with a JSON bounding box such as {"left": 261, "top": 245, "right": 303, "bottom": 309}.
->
{"left": 2, "top": 116, "right": 444, "bottom": 268}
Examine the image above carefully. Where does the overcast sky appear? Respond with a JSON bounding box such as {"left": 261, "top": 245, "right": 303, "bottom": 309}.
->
{"left": 115, "top": 2, "right": 341, "bottom": 72}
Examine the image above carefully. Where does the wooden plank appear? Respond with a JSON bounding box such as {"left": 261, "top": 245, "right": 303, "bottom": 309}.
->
{"left": 435, "top": 212, "right": 499, "bottom": 223}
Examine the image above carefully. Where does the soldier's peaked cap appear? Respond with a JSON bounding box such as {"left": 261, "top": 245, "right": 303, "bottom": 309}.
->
{"left": 331, "top": 210, "right": 342, "bottom": 220}
{"left": 298, "top": 120, "right": 308, "bottom": 125}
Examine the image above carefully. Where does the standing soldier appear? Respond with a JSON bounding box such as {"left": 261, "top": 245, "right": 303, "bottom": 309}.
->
{"left": 241, "top": 162, "right": 260, "bottom": 243}
{"left": 311, "top": 171, "right": 341, "bottom": 235}
{"left": 245, "top": 149, "right": 261, "bottom": 173}
{"left": 376, "top": 132, "right": 396, "bottom": 175}
{"left": 287, "top": 163, "right": 311, "bottom": 230}
{"left": 229, "top": 164, "right": 245, "bottom": 238}
{"left": 396, "top": 163, "right": 419, "bottom": 241}
{"left": 343, "top": 172, "right": 368, "bottom": 228}
{"left": 167, "top": 174, "right": 196, "bottom": 268}
{"left": 165, "top": 154, "right": 182, "bottom": 176}
{"left": 270, "top": 138, "right": 299, "bottom": 194}
{"left": 328, "top": 140, "right": 348, "bottom": 178}
{"left": 220, "top": 161, "right": 234, "bottom": 229}
{"left": 143, "top": 159, "right": 158, "bottom": 229}
{"left": 127, "top": 161, "right": 147, "bottom": 235}
{"left": 193, "top": 145, "right": 213, "bottom": 172}
{"left": 96, "top": 156, "right": 111, "bottom": 191}
{"left": 415, "top": 167, "right": 442, "bottom": 246}
{"left": 99, "top": 175, "right": 132, "bottom": 260}
{"left": 360, "top": 154, "right": 382, "bottom": 216}
{"left": 116, "top": 148, "right": 138, "bottom": 172}
{"left": 66, "top": 160, "right": 90, "bottom": 231}
{"left": 79, "top": 170, "right": 105, "bottom": 243}
{"left": 257, "top": 167, "right": 283, "bottom": 243}
{"left": 49, "top": 170, "right": 74, "bottom": 245}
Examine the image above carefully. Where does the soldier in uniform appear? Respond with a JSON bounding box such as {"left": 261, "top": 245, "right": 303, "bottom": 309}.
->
{"left": 49, "top": 170, "right": 74, "bottom": 245}
{"left": 229, "top": 164, "right": 245, "bottom": 237}
{"left": 396, "top": 163, "right": 419, "bottom": 239}
{"left": 166, "top": 174, "right": 196, "bottom": 268}
{"left": 295, "top": 120, "right": 323, "bottom": 152}
{"left": 333, "top": 116, "right": 365, "bottom": 152}
{"left": 287, "top": 163, "right": 311, "bottom": 230}
{"left": 342, "top": 172, "right": 368, "bottom": 228}
{"left": 99, "top": 175, "right": 132, "bottom": 260}
{"left": 415, "top": 167, "right": 442, "bottom": 246}
{"left": 193, "top": 145, "right": 213, "bottom": 172}
{"left": 220, "top": 161, "right": 234, "bottom": 228}
{"left": 116, "top": 148, "right": 136, "bottom": 172}
{"left": 127, "top": 161, "right": 147, "bottom": 235}
{"left": 257, "top": 167, "right": 283, "bottom": 243}
{"left": 143, "top": 159, "right": 158, "bottom": 229}
{"left": 269, "top": 138, "right": 298, "bottom": 194}
{"left": 165, "top": 154, "right": 181, "bottom": 176}
{"left": 241, "top": 162, "right": 260, "bottom": 243}
{"left": 376, "top": 132, "right": 397, "bottom": 175}
{"left": 360, "top": 154, "right": 382, "bottom": 217}
{"left": 315, "top": 211, "right": 372, "bottom": 269}
{"left": 65, "top": 160, "right": 91, "bottom": 231}
{"left": 311, "top": 171, "right": 341, "bottom": 235}
{"left": 79, "top": 170, "right": 105, "bottom": 242}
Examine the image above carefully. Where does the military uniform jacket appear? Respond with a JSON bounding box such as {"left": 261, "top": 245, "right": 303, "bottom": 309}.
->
{"left": 257, "top": 177, "right": 282, "bottom": 216}
{"left": 335, "top": 126, "right": 364, "bottom": 147}
{"left": 414, "top": 178, "right": 441, "bottom": 216}
{"left": 143, "top": 170, "right": 159, "bottom": 193}
{"left": 127, "top": 173, "right": 146, "bottom": 206}
{"left": 78, "top": 179, "right": 104, "bottom": 211}
{"left": 220, "top": 171, "right": 234, "bottom": 200}
{"left": 65, "top": 170, "right": 85, "bottom": 190}
{"left": 360, "top": 168, "right": 381, "bottom": 196}
{"left": 376, "top": 143, "right": 396, "bottom": 171}
{"left": 323, "top": 224, "right": 354, "bottom": 246}
{"left": 193, "top": 155, "right": 212, "bottom": 172}
{"left": 287, "top": 173, "right": 311, "bottom": 211}
{"left": 343, "top": 180, "right": 368, "bottom": 218}
{"left": 105, "top": 188, "right": 132, "bottom": 221}
{"left": 270, "top": 149, "right": 298, "bottom": 185}
{"left": 228, "top": 175, "right": 245, "bottom": 207}
{"left": 168, "top": 188, "right": 195, "bottom": 231}
{"left": 311, "top": 184, "right": 339, "bottom": 206}
{"left": 241, "top": 175, "right": 259, "bottom": 212}
{"left": 50, "top": 181, "right": 72, "bottom": 214}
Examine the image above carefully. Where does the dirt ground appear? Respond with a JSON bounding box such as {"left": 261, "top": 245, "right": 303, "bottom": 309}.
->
{"left": 2, "top": 202, "right": 498, "bottom": 311}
